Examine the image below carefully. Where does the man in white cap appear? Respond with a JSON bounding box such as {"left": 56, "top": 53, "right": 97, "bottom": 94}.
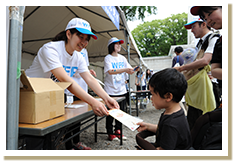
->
{"left": 174, "top": 16, "right": 220, "bottom": 130}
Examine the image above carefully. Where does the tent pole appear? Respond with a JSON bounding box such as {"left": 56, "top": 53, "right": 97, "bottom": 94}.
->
{"left": 126, "top": 34, "right": 132, "bottom": 115}
{"left": 6, "top": 6, "right": 25, "bottom": 150}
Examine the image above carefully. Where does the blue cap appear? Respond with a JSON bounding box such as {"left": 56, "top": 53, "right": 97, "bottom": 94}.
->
{"left": 184, "top": 17, "right": 204, "bottom": 29}
{"left": 66, "top": 18, "right": 97, "bottom": 40}
{"left": 107, "top": 37, "right": 124, "bottom": 47}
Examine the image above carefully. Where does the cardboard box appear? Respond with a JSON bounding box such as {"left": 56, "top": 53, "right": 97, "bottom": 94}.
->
{"left": 19, "top": 71, "right": 71, "bottom": 124}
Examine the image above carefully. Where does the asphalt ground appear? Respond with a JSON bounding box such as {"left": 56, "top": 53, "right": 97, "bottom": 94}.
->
{"left": 77, "top": 102, "right": 164, "bottom": 150}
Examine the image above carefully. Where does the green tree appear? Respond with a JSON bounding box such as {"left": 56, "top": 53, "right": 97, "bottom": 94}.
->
{"left": 120, "top": 6, "right": 157, "bottom": 21}
{"left": 131, "top": 13, "right": 188, "bottom": 57}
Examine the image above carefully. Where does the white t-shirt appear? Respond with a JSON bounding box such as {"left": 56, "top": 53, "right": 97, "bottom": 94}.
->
{"left": 104, "top": 54, "right": 131, "bottom": 95}
{"left": 25, "top": 40, "right": 88, "bottom": 81}
{"left": 199, "top": 31, "right": 218, "bottom": 54}
{"left": 72, "top": 48, "right": 89, "bottom": 92}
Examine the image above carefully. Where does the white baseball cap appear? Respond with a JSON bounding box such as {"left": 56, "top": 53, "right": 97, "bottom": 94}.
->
{"left": 184, "top": 16, "right": 204, "bottom": 29}
{"left": 107, "top": 37, "right": 124, "bottom": 47}
{"left": 65, "top": 18, "right": 97, "bottom": 40}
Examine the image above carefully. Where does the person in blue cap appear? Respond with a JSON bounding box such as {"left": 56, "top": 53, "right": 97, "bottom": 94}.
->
{"left": 26, "top": 18, "right": 119, "bottom": 117}
{"left": 174, "top": 14, "right": 220, "bottom": 130}
{"left": 104, "top": 37, "right": 137, "bottom": 141}
{"left": 177, "top": 16, "right": 219, "bottom": 76}
{"left": 25, "top": 18, "right": 121, "bottom": 150}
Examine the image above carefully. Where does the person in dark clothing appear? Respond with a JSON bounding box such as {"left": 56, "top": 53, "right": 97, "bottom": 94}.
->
{"left": 135, "top": 68, "right": 191, "bottom": 150}
{"left": 191, "top": 6, "right": 222, "bottom": 104}
{"left": 172, "top": 46, "right": 184, "bottom": 67}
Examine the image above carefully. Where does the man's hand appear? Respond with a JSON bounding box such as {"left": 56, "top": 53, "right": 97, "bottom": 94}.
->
{"left": 173, "top": 66, "right": 182, "bottom": 72}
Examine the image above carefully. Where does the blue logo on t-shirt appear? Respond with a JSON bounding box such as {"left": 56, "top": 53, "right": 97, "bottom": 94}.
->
{"left": 80, "top": 51, "right": 87, "bottom": 58}
{"left": 111, "top": 62, "right": 124, "bottom": 69}
{"left": 63, "top": 65, "right": 78, "bottom": 77}
{"left": 111, "top": 62, "right": 125, "bottom": 85}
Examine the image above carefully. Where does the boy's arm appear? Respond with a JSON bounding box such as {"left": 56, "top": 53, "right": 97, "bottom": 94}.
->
{"left": 136, "top": 122, "right": 157, "bottom": 133}
{"left": 147, "top": 123, "right": 158, "bottom": 133}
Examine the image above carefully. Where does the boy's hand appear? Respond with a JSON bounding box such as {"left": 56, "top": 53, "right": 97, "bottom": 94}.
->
{"left": 136, "top": 122, "right": 148, "bottom": 132}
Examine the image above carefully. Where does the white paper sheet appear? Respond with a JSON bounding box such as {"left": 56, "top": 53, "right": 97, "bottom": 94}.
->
{"left": 65, "top": 104, "right": 85, "bottom": 108}
{"left": 94, "top": 97, "right": 103, "bottom": 101}
{"left": 108, "top": 109, "right": 143, "bottom": 131}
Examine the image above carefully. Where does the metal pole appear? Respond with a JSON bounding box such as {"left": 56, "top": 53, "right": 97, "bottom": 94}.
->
{"left": 139, "top": 59, "right": 142, "bottom": 91}
{"left": 126, "top": 34, "right": 132, "bottom": 115}
{"left": 6, "top": 6, "right": 25, "bottom": 150}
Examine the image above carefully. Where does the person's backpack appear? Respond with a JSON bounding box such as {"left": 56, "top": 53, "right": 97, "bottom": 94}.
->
{"left": 201, "top": 33, "right": 220, "bottom": 51}
{"left": 173, "top": 56, "right": 180, "bottom": 67}
{"left": 191, "top": 108, "right": 222, "bottom": 150}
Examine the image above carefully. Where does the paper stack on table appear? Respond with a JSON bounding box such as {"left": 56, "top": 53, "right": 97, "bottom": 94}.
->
{"left": 108, "top": 109, "right": 143, "bottom": 131}
{"left": 65, "top": 104, "right": 85, "bottom": 108}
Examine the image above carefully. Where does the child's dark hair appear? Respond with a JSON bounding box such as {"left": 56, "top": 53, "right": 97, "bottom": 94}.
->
{"left": 198, "top": 6, "right": 222, "bottom": 21}
{"left": 149, "top": 68, "right": 187, "bottom": 103}
{"left": 108, "top": 42, "right": 116, "bottom": 54}
{"left": 174, "top": 46, "right": 183, "bottom": 54}
{"left": 52, "top": 28, "right": 91, "bottom": 43}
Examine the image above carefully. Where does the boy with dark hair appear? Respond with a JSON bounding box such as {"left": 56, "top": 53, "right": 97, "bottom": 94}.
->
{"left": 174, "top": 46, "right": 183, "bottom": 54}
{"left": 172, "top": 46, "right": 184, "bottom": 67}
{"left": 136, "top": 68, "right": 191, "bottom": 150}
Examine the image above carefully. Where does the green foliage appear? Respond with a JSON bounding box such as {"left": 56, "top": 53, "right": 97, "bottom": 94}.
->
{"left": 120, "top": 6, "right": 157, "bottom": 21}
{"left": 131, "top": 13, "right": 188, "bottom": 57}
